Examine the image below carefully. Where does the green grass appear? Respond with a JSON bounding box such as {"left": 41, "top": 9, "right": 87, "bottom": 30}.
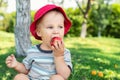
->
{"left": 66, "top": 38, "right": 120, "bottom": 80}
{"left": 0, "top": 31, "right": 120, "bottom": 80}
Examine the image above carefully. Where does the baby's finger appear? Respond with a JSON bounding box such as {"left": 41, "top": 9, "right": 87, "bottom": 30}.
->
{"left": 54, "top": 41, "right": 59, "bottom": 49}
{"left": 6, "top": 56, "right": 12, "bottom": 61}
{"left": 11, "top": 54, "right": 16, "bottom": 60}
{"left": 51, "top": 46, "right": 55, "bottom": 50}
{"left": 57, "top": 40, "right": 62, "bottom": 48}
{"left": 11, "top": 54, "right": 14, "bottom": 57}
{"left": 7, "top": 63, "right": 12, "bottom": 68}
{"left": 6, "top": 60, "right": 11, "bottom": 64}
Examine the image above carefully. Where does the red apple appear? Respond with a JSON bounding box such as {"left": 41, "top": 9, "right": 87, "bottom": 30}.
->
{"left": 50, "top": 37, "right": 62, "bottom": 46}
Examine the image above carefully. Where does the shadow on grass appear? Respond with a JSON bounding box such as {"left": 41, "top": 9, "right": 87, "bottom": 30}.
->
{"left": 112, "top": 52, "right": 120, "bottom": 56}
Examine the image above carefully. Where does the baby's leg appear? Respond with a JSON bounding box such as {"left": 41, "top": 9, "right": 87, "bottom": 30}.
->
{"left": 50, "top": 74, "right": 64, "bottom": 80}
{"left": 14, "top": 73, "right": 29, "bottom": 80}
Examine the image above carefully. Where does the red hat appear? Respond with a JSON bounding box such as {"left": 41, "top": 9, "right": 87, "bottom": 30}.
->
{"left": 30, "top": 4, "right": 72, "bottom": 40}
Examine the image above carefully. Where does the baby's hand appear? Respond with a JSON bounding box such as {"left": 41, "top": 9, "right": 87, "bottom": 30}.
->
{"left": 5, "top": 54, "right": 18, "bottom": 68}
{"left": 51, "top": 37, "right": 64, "bottom": 57}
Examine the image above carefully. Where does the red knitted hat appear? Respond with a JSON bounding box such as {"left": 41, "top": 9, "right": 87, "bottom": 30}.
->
{"left": 30, "top": 4, "right": 72, "bottom": 40}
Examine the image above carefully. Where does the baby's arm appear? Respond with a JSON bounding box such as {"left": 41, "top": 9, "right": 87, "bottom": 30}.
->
{"left": 5, "top": 54, "right": 29, "bottom": 74}
{"left": 54, "top": 56, "right": 71, "bottom": 79}
{"left": 51, "top": 40, "right": 71, "bottom": 80}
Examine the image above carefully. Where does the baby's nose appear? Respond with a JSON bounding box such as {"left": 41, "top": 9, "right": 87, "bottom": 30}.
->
{"left": 53, "top": 28, "right": 60, "bottom": 34}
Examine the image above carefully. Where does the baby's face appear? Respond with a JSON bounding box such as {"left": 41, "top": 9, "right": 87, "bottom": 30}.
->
{"left": 36, "top": 11, "right": 65, "bottom": 48}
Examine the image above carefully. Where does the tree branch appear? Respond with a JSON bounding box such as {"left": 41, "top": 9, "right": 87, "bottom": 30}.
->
{"left": 75, "top": 0, "right": 85, "bottom": 15}
{"left": 85, "top": 0, "right": 91, "bottom": 15}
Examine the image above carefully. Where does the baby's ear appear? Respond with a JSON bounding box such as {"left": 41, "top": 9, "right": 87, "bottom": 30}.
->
{"left": 36, "top": 30, "right": 41, "bottom": 37}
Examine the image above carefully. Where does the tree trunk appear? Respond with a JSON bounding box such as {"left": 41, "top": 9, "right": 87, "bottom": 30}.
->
{"left": 15, "top": 0, "right": 31, "bottom": 57}
{"left": 98, "top": 27, "right": 101, "bottom": 38}
{"left": 75, "top": 0, "right": 91, "bottom": 38}
{"left": 80, "top": 19, "right": 87, "bottom": 38}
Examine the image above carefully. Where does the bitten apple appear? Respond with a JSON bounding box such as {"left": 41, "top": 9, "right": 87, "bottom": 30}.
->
{"left": 50, "top": 37, "right": 62, "bottom": 46}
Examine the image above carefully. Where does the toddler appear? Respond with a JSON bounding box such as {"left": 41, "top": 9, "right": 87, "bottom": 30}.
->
{"left": 6, "top": 4, "right": 72, "bottom": 80}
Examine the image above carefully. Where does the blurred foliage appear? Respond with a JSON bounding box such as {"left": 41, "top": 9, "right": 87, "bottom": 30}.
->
{"left": 0, "top": 2, "right": 120, "bottom": 38}
{"left": 0, "top": 12, "right": 16, "bottom": 32}
{"left": 88, "top": 2, "right": 120, "bottom": 38}
{"left": 0, "top": 0, "right": 8, "bottom": 7}
{"left": 65, "top": 8, "right": 83, "bottom": 37}
{"left": 88, "top": 1, "right": 112, "bottom": 37}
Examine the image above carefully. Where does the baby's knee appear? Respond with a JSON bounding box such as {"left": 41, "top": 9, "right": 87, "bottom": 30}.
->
{"left": 50, "top": 74, "right": 64, "bottom": 80}
{"left": 14, "top": 73, "right": 29, "bottom": 80}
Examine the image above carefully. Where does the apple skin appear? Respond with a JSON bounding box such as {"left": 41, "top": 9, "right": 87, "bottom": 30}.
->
{"left": 50, "top": 37, "right": 62, "bottom": 46}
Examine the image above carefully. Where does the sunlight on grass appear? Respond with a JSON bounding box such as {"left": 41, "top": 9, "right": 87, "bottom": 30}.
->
{"left": 93, "top": 57, "right": 110, "bottom": 65}
{"left": 0, "top": 31, "right": 15, "bottom": 55}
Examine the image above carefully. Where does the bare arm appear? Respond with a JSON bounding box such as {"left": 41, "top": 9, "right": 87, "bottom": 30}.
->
{"left": 54, "top": 56, "right": 71, "bottom": 79}
{"left": 51, "top": 40, "right": 71, "bottom": 79}
{"left": 5, "top": 54, "right": 29, "bottom": 74}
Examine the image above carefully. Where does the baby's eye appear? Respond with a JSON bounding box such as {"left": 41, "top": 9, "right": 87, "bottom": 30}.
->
{"left": 47, "top": 26, "right": 53, "bottom": 29}
{"left": 59, "top": 26, "right": 64, "bottom": 29}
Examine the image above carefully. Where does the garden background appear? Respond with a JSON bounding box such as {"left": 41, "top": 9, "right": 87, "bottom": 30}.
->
{"left": 0, "top": 0, "right": 120, "bottom": 80}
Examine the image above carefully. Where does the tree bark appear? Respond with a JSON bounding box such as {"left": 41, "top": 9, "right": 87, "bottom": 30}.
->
{"left": 15, "top": 0, "right": 31, "bottom": 57}
{"left": 80, "top": 19, "right": 87, "bottom": 38}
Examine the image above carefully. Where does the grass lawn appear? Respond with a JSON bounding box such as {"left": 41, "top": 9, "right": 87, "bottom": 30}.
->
{"left": 0, "top": 31, "right": 120, "bottom": 80}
